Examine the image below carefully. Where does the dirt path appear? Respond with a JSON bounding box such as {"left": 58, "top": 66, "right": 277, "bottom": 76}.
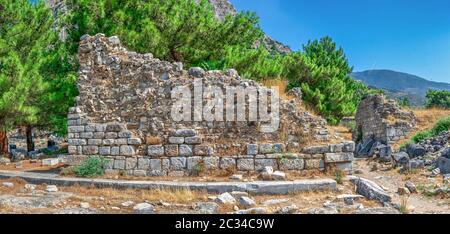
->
{"left": 353, "top": 159, "right": 450, "bottom": 214}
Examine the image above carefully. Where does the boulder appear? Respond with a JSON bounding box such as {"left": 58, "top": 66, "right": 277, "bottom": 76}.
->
{"left": 405, "top": 181, "right": 417, "bottom": 193}
{"left": 356, "top": 138, "right": 376, "bottom": 157}
{"left": 393, "top": 152, "right": 410, "bottom": 169}
{"left": 441, "top": 148, "right": 450, "bottom": 159}
{"left": 437, "top": 157, "right": 450, "bottom": 174}
{"left": 409, "top": 159, "right": 425, "bottom": 169}
{"left": 349, "top": 176, "right": 392, "bottom": 203}
{"left": 406, "top": 144, "right": 426, "bottom": 158}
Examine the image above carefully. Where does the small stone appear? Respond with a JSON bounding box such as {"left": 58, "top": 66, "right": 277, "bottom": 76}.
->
{"left": 234, "top": 207, "right": 267, "bottom": 214}
{"left": 272, "top": 171, "right": 286, "bottom": 181}
{"left": 42, "top": 158, "right": 59, "bottom": 166}
{"left": 80, "top": 202, "right": 90, "bottom": 209}
{"left": 230, "top": 191, "right": 248, "bottom": 199}
{"left": 25, "top": 184, "right": 36, "bottom": 190}
{"left": 229, "top": 174, "right": 243, "bottom": 181}
{"left": 45, "top": 185, "right": 58, "bottom": 192}
{"left": 195, "top": 202, "right": 219, "bottom": 214}
{"left": 215, "top": 192, "right": 236, "bottom": 204}
{"left": 405, "top": 181, "right": 417, "bottom": 193}
{"left": 262, "top": 198, "right": 290, "bottom": 206}
{"left": 2, "top": 182, "right": 14, "bottom": 188}
{"left": 277, "top": 205, "right": 299, "bottom": 214}
{"left": 133, "top": 203, "right": 155, "bottom": 214}
{"left": 398, "top": 187, "right": 411, "bottom": 195}
{"left": 188, "top": 67, "right": 205, "bottom": 78}
{"left": 121, "top": 201, "right": 135, "bottom": 207}
{"left": 239, "top": 196, "right": 256, "bottom": 208}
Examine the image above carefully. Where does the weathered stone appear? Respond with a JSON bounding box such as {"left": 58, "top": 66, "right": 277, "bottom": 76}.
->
{"left": 137, "top": 157, "right": 150, "bottom": 170}
{"left": 239, "top": 196, "right": 256, "bottom": 208}
{"left": 88, "top": 139, "right": 102, "bottom": 146}
{"left": 302, "top": 145, "right": 329, "bottom": 154}
{"left": 324, "top": 152, "right": 354, "bottom": 163}
{"left": 179, "top": 145, "right": 193, "bottom": 156}
{"left": 106, "top": 124, "right": 125, "bottom": 132}
{"left": 68, "top": 126, "right": 85, "bottom": 133}
{"left": 229, "top": 174, "right": 243, "bottom": 181}
{"left": 118, "top": 131, "right": 132, "bottom": 138}
{"left": 165, "top": 145, "right": 179, "bottom": 157}
{"left": 128, "top": 138, "right": 142, "bottom": 145}
{"left": 68, "top": 139, "right": 87, "bottom": 146}
{"left": 406, "top": 144, "right": 426, "bottom": 158}
{"left": 304, "top": 159, "right": 322, "bottom": 169}
{"left": 133, "top": 203, "right": 155, "bottom": 214}
{"left": 398, "top": 187, "right": 411, "bottom": 195}
{"left": 125, "top": 157, "right": 137, "bottom": 170}
{"left": 2, "top": 182, "right": 14, "bottom": 187}
{"left": 220, "top": 157, "right": 236, "bottom": 170}
{"left": 170, "top": 157, "right": 186, "bottom": 170}
{"left": 114, "top": 158, "right": 125, "bottom": 170}
{"left": 168, "top": 137, "right": 184, "bottom": 144}
{"left": 247, "top": 144, "right": 258, "bottom": 155}
{"left": 111, "top": 147, "right": 120, "bottom": 156}
{"left": 279, "top": 158, "right": 304, "bottom": 170}
{"left": 255, "top": 159, "right": 278, "bottom": 171}
{"left": 184, "top": 136, "right": 202, "bottom": 145}
{"left": 120, "top": 145, "right": 135, "bottom": 156}
{"left": 187, "top": 156, "right": 203, "bottom": 171}
{"left": 195, "top": 202, "right": 219, "bottom": 214}
{"left": 148, "top": 145, "right": 164, "bottom": 157}
{"left": 80, "top": 132, "right": 94, "bottom": 139}
{"left": 349, "top": 176, "right": 391, "bottom": 203}
{"left": 437, "top": 157, "right": 450, "bottom": 174}
{"left": 45, "top": 185, "right": 58, "bottom": 192}
{"left": 173, "top": 129, "right": 197, "bottom": 137}
{"left": 194, "top": 145, "right": 213, "bottom": 156}
{"left": 204, "top": 157, "right": 219, "bottom": 170}
{"left": 188, "top": 67, "right": 205, "bottom": 78}
{"left": 234, "top": 207, "right": 268, "bottom": 214}
{"left": 405, "top": 181, "right": 417, "bottom": 194}
{"left": 272, "top": 171, "right": 286, "bottom": 181}
{"left": 82, "top": 146, "right": 98, "bottom": 155}
{"left": 215, "top": 192, "right": 236, "bottom": 204}
{"left": 42, "top": 158, "right": 59, "bottom": 166}
{"left": 237, "top": 158, "right": 254, "bottom": 171}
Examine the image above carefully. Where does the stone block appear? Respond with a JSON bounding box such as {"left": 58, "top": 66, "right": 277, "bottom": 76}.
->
{"left": 118, "top": 131, "right": 132, "bottom": 138}
{"left": 170, "top": 157, "right": 187, "bottom": 170}
{"left": 114, "top": 158, "right": 125, "bottom": 170}
{"left": 324, "top": 152, "right": 354, "bottom": 163}
{"left": 128, "top": 138, "right": 142, "bottom": 145}
{"left": 99, "top": 146, "right": 111, "bottom": 155}
{"left": 68, "top": 126, "right": 85, "bottom": 133}
{"left": 220, "top": 158, "right": 236, "bottom": 170}
{"left": 179, "top": 145, "right": 193, "bottom": 156}
{"left": 185, "top": 137, "right": 202, "bottom": 144}
{"left": 173, "top": 129, "right": 197, "bottom": 137}
{"left": 279, "top": 158, "right": 304, "bottom": 170}
{"left": 165, "top": 145, "right": 179, "bottom": 157}
{"left": 148, "top": 145, "right": 164, "bottom": 157}
{"left": 187, "top": 156, "right": 203, "bottom": 171}
{"left": 247, "top": 144, "right": 259, "bottom": 155}
{"left": 88, "top": 139, "right": 102, "bottom": 146}
{"left": 168, "top": 137, "right": 184, "bottom": 144}
{"left": 82, "top": 146, "right": 98, "bottom": 155}
{"left": 125, "top": 157, "right": 137, "bottom": 170}
{"left": 255, "top": 159, "right": 278, "bottom": 171}
{"left": 80, "top": 132, "right": 94, "bottom": 139}
{"left": 137, "top": 157, "right": 150, "bottom": 170}
{"left": 194, "top": 145, "right": 214, "bottom": 156}
{"left": 111, "top": 147, "right": 120, "bottom": 156}
{"left": 237, "top": 158, "right": 254, "bottom": 171}
{"left": 120, "top": 145, "right": 135, "bottom": 156}
{"left": 204, "top": 157, "right": 219, "bottom": 170}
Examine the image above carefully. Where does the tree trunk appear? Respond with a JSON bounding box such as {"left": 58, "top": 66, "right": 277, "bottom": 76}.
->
{"left": 26, "top": 125, "right": 35, "bottom": 152}
{"left": 0, "top": 131, "right": 8, "bottom": 155}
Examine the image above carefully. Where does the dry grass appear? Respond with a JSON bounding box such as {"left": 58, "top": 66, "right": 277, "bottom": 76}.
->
{"left": 62, "top": 185, "right": 208, "bottom": 204}
{"left": 395, "top": 107, "right": 450, "bottom": 149}
{"left": 260, "top": 79, "right": 291, "bottom": 101}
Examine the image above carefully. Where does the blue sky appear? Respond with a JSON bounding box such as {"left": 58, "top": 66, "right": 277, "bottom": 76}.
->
{"left": 230, "top": 0, "right": 450, "bottom": 83}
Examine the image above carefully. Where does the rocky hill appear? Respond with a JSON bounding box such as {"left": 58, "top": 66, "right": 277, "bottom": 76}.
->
{"left": 207, "top": 0, "right": 292, "bottom": 55}
{"left": 351, "top": 70, "right": 450, "bottom": 106}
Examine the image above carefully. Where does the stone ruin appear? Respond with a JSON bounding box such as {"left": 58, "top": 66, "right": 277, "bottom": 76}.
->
{"left": 67, "top": 34, "right": 355, "bottom": 177}
{"left": 354, "top": 94, "right": 416, "bottom": 159}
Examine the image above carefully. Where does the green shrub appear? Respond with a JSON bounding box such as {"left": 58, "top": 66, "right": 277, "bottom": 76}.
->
{"left": 431, "top": 116, "right": 450, "bottom": 135}
{"left": 73, "top": 156, "right": 106, "bottom": 178}
{"left": 426, "top": 89, "right": 450, "bottom": 109}
{"left": 333, "top": 169, "right": 344, "bottom": 184}
{"left": 412, "top": 130, "right": 433, "bottom": 143}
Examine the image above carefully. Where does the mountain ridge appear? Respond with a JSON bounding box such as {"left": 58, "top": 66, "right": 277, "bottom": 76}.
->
{"left": 351, "top": 69, "right": 450, "bottom": 106}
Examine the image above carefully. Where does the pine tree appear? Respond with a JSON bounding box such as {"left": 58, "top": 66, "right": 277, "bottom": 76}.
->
{"left": 65, "top": 0, "right": 263, "bottom": 66}
{"left": 0, "top": 0, "right": 74, "bottom": 154}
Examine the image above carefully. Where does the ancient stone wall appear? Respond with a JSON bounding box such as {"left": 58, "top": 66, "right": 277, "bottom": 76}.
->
{"left": 355, "top": 94, "right": 415, "bottom": 145}
{"left": 67, "top": 34, "right": 354, "bottom": 176}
